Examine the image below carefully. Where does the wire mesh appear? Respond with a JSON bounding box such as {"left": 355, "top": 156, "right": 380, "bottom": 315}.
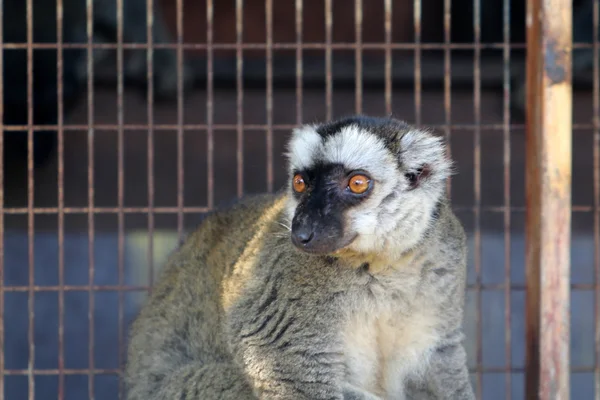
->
{"left": 0, "top": 0, "right": 590, "bottom": 399}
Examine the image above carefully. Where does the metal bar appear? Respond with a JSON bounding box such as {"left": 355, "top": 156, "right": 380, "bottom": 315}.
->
{"left": 176, "top": 0, "right": 185, "bottom": 241}
{"left": 384, "top": 0, "right": 392, "bottom": 115}
{"left": 26, "top": 0, "right": 35, "bottom": 398}
{"left": 593, "top": 1, "right": 600, "bottom": 399}
{"left": 146, "top": 0, "right": 155, "bottom": 289}
{"left": 0, "top": 122, "right": 541, "bottom": 132}
{"left": 3, "top": 282, "right": 597, "bottom": 293}
{"left": 85, "top": 0, "right": 95, "bottom": 397}
{"left": 265, "top": 0, "right": 274, "bottom": 192}
{"left": 472, "top": 0, "right": 483, "bottom": 397}
{"left": 0, "top": 42, "right": 533, "bottom": 50}
{"left": 502, "top": 0, "right": 513, "bottom": 396}
{"left": 5, "top": 369, "right": 123, "bottom": 376}
{"left": 58, "top": 0, "right": 69, "bottom": 397}
{"left": 354, "top": 0, "right": 363, "bottom": 114}
{"left": 0, "top": 0, "right": 4, "bottom": 394}
{"left": 4, "top": 365, "right": 595, "bottom": 376}
{"left": 7, "top": 204, "right": 600, "bottom": 215}
{"left": 325, "top": 0, "right": 333, "bottom": 121}
{"left": 5, "top": 285, "right": 152, "bottom": 293}
{"left": 296, "top": 0, "right": 303, "bottom": 125}
{"left": 414, "top": 0, "right": 422, "bottom": 126}
{"left": 524, "top": 0, "right": 573, "bottom": 397}
{"left": 502, "top": 0, "right": 512, "bottom": 400}
{"left": 207, "top": 0, "right": 215, "bottom": 207}
{"left": 116, "top": 0, "right": 126, "bottom": 396}
{"left": 443, "top": 0, "right": 452, "bottom": 198}
{"left": 1, "top": 206, "right": 216, "bottom": 214}
{"left": 236, "top": 0, "right": 244, "bottom": 198}
{"left": 5, "top": 204, "right": 600, "bottom": 215}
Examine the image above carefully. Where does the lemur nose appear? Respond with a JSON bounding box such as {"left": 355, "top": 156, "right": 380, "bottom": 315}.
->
{"left": 294, "top": 230, "right": 314, "bottom": 244}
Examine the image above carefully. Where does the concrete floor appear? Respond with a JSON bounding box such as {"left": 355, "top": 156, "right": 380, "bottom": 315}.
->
{"left": 2, "top": 87, "right": 599, "bottom": 399}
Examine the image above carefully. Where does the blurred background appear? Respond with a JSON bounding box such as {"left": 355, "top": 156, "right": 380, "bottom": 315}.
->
{"left": 1, "top": 0, "right": 598, "bottom": 399}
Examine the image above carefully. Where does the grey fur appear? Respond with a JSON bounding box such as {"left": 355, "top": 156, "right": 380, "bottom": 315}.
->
{"left": 125, "top": 116, "right": 474, "bottom": 399}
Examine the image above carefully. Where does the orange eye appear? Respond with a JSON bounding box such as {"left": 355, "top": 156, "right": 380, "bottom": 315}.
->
{"left": 292, "top": 174, "right": 306, "bottom": 193}
{"left": 348, "top": 174, "right": 371, "bottom": 194}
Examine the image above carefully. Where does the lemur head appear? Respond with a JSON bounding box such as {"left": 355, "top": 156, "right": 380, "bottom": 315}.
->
{"left": 284, "top": 115, "right": 453, "bottom": 259}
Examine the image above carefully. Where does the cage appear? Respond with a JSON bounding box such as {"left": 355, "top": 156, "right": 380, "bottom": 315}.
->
{"left": 0, "top": 0, "right": 590, "bottom": 399}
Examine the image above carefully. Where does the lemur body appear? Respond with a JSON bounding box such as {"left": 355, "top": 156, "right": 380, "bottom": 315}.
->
{"left": 125, "top": 116, "right": 474, "bottom": 400}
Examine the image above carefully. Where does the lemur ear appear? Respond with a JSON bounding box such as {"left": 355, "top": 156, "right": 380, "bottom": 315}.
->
{"left": 405, "top": 165, "right": 432, "bottom": 190}
{"left": 399, "top": 129, "right": 453, "bottom": 186}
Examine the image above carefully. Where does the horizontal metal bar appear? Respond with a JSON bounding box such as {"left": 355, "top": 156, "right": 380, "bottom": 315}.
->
{"left": 0, "top": 207, "right": 211, "bottom": 214}
{"left": 1, "top": 283, "right": 596, "bottom": 293}
{"left": 3, "top": 369, "right": 121, "bottom": 376}
{"left": 4, "top": 123, "right": 600, "bottom": 132}
{"left": 4, "top": 205, "right": 600, "bottom": 215}
{"left": 2, "top": 366, "right": 597, "bottom": 376}
{"left": 3, "top": 285, "right": 150, "bottom": 292}
{"left": 3, "top": 123, "right": 531, "bottom": 131}
{"left": 0, "top": 42, "right": 527, "bottom": 50}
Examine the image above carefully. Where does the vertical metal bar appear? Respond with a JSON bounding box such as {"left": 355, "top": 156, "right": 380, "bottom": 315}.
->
{"left": 236, "top": 0, "right": 244, "bottom": 198}
{"left": 116, "top": 0, "right": 125, "bottom": 396}
{"left": 85, "top": 0, "right": 95, "bottom": 397}
{"left": 413, "top": 0, "right": 421, "bottom": 126}
{"left": 443, "top": 0, "right": 452, "bottom": 197}
{"left": 206, "top": 0, "right": 214, "bottom": 207}
{"left": 524, "top": 0, "right": 572, "bottom": 397}
{"left": 296, "top": 0, "right": 303, "bottom": 125}
{"left": 58, "top": 0, "right": 66, "bottom": 397}
{"left": 472, "top": 0, "right": 483, "bottom": 397}
{"left": 0, "top": 0, "right": 5, "bottom": 395}
{"left": 384, "top": 0, "right": 392, "bottom": 115}
{"left": 325, "top": 0, "right": 333, "bottom": 121}
{"left": 146, "top": 0, "right": 155, "bottom": 286}
{"left": 593, "top": 0, "right": 600, "bottom": 398}
{"left": 502, "top": 0, "right": 513, "bottom": 397}
{"left": 25, "top": 0, "right": 35, "bottom": 398}
{"left": 176, "top": 0, "right": 184, "bottom": 241}
{"left": 265, "top": 0, "right": 273, "bottom": 193}
{"left": 354, "top": 0, "right": 362, "bottom": 114}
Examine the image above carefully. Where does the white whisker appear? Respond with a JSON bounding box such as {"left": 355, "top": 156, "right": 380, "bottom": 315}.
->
{"left": 277, "top": 222, "right": 292, "bottom": 231}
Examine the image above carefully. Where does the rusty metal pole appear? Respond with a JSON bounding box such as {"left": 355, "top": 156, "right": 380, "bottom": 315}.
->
{"left": 525, "top": 0, "right": 572, "bottom": 398}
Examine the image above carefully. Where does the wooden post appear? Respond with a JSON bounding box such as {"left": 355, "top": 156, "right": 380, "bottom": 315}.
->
{"left": 525, "top": 0, "right": 572, "bottom": 398}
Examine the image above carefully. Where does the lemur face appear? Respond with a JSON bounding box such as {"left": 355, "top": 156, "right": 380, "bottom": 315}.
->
{"left": 285, "top": 116, "right": 452, "bottom": 256}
